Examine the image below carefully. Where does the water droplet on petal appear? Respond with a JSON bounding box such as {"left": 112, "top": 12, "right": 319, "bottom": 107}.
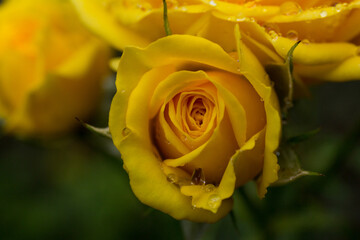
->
{"left": 120, "top": 89, "right": 126, "bottom": 94}
{"left": 167, "top": 0, "right": 179, "bottom": 9}
{"left": 263, "top": 23, "right": 280, "bottom": 33}
{"left": 320, "top": 10, "right": 328, "bottom": 18}
{"left": 205, "top": 184, "right": 215, "bottom": 192}
{"left": 208, "top": 194, "right": 221, "bottom": 209}
{"left": 286, "top": 30, "right": 298, "bottom": 41}
{"left": 136, "top": 2, "right": 152, "bottom": 11}
{"left": 122, "top": 127, "right": 131, "bottom": 137}
{"left": 166, "top": 174, "right": 177, "bottom": 184}
{"left": 302, "top": 39, "right": 310, "bottom": 45}
{"left": 268, "top": 30, "right": 279, "bottom": 40}
{"left": 280, "top": 1, "right": 302, "bottom": 16}
{"left": 209, "top": 0, "right": 217, "bottom": 6}
{"left": 335, "top": 3, "right": 343, "bottom": 12}
{"left": 236, "top": 17, "right": 246, "bottom": 22}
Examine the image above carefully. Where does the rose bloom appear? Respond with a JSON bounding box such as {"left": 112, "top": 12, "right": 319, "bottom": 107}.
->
{"left": 109, "top": 31, "right": 281, "bottom": 222}
{"left": 0, "top": 0, "right": 110, "bottom": 137}
{"left": 72, "top": 0, "right": 360, "bottom": 82}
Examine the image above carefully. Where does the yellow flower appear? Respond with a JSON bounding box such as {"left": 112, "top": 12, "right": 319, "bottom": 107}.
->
{"left": 109, "top": 29, "right": 281, "bottom": 222}
{"left": 72, "top": 0, "right": 360, "bottom": 82}
{"left": 0, "top": 0, "right": 110, "bottom": 137}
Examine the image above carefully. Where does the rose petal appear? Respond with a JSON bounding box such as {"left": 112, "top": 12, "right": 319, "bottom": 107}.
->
{"left": 71, "top": 0, "right": 149, "bottom": 49}
{"left": 270, "top": 36, "right": 358, "bottom": 65}
{"left": 207, "top": 71, "right": 266, "bottom": 141}
{"left": 180, "top": 129, "right": 264, "bottom": 213}
{"left": 234, "top": 26, "right": 281, "bottom": 197}
{"left": 296, "top": 56, "right": 360, "bottom": 82}
{"left": 119, "top": 132, "right": 233, "bottom": 222}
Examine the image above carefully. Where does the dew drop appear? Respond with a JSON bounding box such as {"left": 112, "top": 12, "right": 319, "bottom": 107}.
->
{"left": 120, "top": 89, "right": 126, "bottom": 94}
{"left": 205, "top": 184, "right": 215, "bottom": 192}
{"left": 236, "top": 17, "right": 246, "bottom": 21}
{"left": 280, "top": 1, "right": 302, "bottom": 16}
{"left": 244, "top": 1, "right": 256, "bottom": 8}
{"left": 335, "top": 3, "right": 343, "bottom": 12}
{"left": 166, "top": 174, "right": 177, "bottom": 184}
{"left": 320, "top": 10, "right": 328, "bottom": 18}
{"left": 286, "top": 30, "right": 298, "bottom": 41}
{"left": 263, "top": 23, "right": 280, "bottom": 33}
{"left": 207, "top": 194, "right": 221, "bottom": 209}
{"left": 122, "top": 127, "right": 131, "bottom": 137}
{"left": 302, "top": 39, "right": 310, "bottom": 45}
{"left": 166, "top": 0, "right": 179, "bottom": 9}
{"left": 136, "top": 2, "right": 152, "bottom": 11}
{"left": 268, "top": 30, "right": 279, "bottom": 40}
{"left": 209, "top": 0, "right": 217, "bottom": 6}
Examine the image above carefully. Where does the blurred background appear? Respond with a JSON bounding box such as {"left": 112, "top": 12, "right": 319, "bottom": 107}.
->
{"left": 1, "top": 0, "right": 360, "bottom": 239}
{"left": 1, "top": 77, "right": 360, "bottom": 240}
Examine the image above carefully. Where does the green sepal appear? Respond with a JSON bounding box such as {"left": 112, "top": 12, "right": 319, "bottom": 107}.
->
{"left": 266, "top": 41, "right": 309, "bottom": 116}
{"left": 162, "top": 0, "right": 172, "bottom": 36}
{"left": 272, "top": 145, "right": 323, "bottom": 186}
{"left": 76, "top": 118, "right": 112, "bottom": 139}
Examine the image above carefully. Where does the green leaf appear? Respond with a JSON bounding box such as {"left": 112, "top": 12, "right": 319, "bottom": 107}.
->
{"left": 272, "top": 145, "right": 323, "bottom": 186}
{"left": 265, "top": 41, "right": 309, "bottom": 116}
{"left": 287, "top": 128, "right": 321, "bottom": 144}
{"left": 76, "top": 118, "right": 112, "bottom": 139}
{"left": 162, "top": 0, "right": 172, "bottom": 36}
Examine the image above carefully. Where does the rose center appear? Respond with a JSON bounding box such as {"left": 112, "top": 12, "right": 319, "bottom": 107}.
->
{"left": 190, "top": 99, "right": 206, "bottom": 127}
{"left": 179, "top": 92, "right": 216, "bottom": 139}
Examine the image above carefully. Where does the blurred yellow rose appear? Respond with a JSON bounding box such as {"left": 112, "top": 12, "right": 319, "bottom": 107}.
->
{"left": 71, "top": 0, "right": 360, "bottom": 82}
{"left": 0, "top": 0, "right": 110, "bottom": 137}
{"left": 109, "top": 31, "right": 281, "bottom": 222}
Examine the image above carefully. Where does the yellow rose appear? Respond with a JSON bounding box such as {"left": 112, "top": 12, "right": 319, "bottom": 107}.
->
{"left": 108, "top": 30, "right": 281, "bottom": 222}
{"left": 0, "top": 0, "right": 110, "bottom": 136}
{"left": 71, "top": 0, "right": 360, "bottom": 82}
